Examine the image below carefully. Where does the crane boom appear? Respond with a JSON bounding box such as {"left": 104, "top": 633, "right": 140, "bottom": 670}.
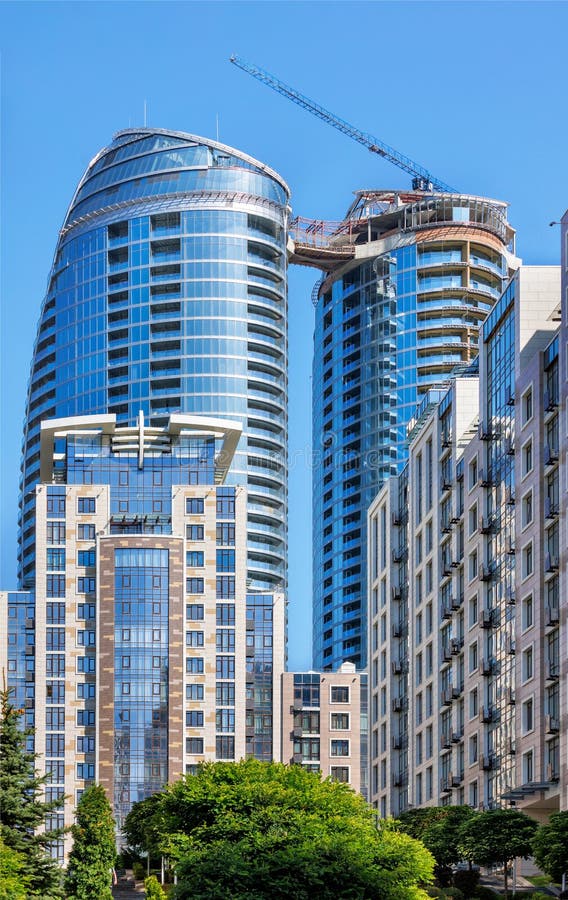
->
{"left": 230, "top": 55, "right": 456, "bottom": 194}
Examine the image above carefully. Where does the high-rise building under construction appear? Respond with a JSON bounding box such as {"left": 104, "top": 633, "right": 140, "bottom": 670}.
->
{"left": 303, "top": 190, "right": 519, "bottom": 669}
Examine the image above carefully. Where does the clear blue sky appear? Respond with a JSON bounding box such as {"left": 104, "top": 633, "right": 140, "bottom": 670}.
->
{"left": 1, "top": 1, "right": 567, "bottom": 670}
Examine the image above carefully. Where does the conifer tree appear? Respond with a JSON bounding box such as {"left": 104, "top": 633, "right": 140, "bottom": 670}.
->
{"left": 0, "top": 685, "right": 64, "bottom": 898}
{"left": 64, "top": 783, "right": 117, "bottom": 900}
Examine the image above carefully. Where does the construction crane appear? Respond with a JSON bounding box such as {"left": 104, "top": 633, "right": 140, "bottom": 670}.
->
{"left": 230, "top": 55, "right": 456, "bottom": 194}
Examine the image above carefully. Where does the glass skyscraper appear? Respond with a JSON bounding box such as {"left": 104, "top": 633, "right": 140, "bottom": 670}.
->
{"left": 304, "top": 190, "right": 517, "bottom": 669}
{"left": 19, "top": 127, "right": 289, "bottom": 595}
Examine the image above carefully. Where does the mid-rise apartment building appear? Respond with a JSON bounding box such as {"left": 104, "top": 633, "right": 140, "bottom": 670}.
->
{"left": 281, "top": 663, "right": 367, "bottom": 797}
{"left": 2, "top": 412, "right": 285, "bottom": 857}
{"left": 369, "top": 265, "right": 566, "bottom": 820}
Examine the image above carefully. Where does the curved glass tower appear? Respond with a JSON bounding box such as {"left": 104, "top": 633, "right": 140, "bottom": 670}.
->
{"left": 306, "top": 190, "right": 517, "bottom": 670}
{"left": 19, "top": 128, "right": 289, "bottom": 592}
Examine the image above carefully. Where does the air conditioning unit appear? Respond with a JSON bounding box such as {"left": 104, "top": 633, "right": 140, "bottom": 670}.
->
{"left": 440, "top": 733, "right": 451, "bottom": 750}
{"left": 293, "top": 727, "right": 303, "bottom": 739}
{"left": 441, "top": 688, "right": 453, "bottom": 706}
{"left": 292, "top": 753, "right": 303, "bottom": 764}
{"left": 451, "top": 638, "right": 462, "bottom": 654}
{"left": 392, "top": 697, "right": 403, "bottom": 712}
{"left": 442, "top": 646, "right": 452, "bottom": 662}
{"left": 451, "top": 772, "right": 463, "bottom": 787}
{"left": 508, "top": 688, "right": 516, "bottom": 705}
{"left": 545, "top": 553, "right": 559, "bottom": 573}
{"left": 545, "top": 606, "right": 559, "bottom": 626}
{"left": 545, "top": 715, "right": 559, "bottom": 734}
{"left": 481, "top": 609, "right": 494, "bottom": 627}
{"left": 391, "top": 660, "right": 403, "bottom": 675}
{"left": 546, "top": 764, "right": 559, "bottom": 782}
{"left": 480, "top": 754, "right": 496, "bottom": 771}
{"left": 543, "top": 443, "right": 558, "bottom": 466}
{"left": 451, "top": 732, "right": 462, "bottom": 744}
{"left": 482, "top": 657, "right": 497, "bottom": 676}
{"left": 544, "top": 497, "right": 558, "bottom": 519}
{"left": 543, "top": 389, "right": 557, "bottom": 411}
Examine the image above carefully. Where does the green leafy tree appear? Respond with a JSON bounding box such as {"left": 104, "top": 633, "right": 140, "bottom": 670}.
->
{"left": 0, "top": 836, "right": 30, "bottom": 900}
{"left": 0, "top": 686, "right": 64, "bottom": 899}
{"left": 532, "top": 811, "right": 568, "bottom": 883}
{"left": 458, "top": 809, "right": 538, "bottom": 898}
{"left": 123, "top": 791, "right": 164, "bottom": 861}
{"left": 131, "top": 759, "right": 434, "bottom": 900}
{"left": 64, "top": 784, "right": 117, "bottom": 900}
{"left": 398, "top": 806, "right": 476, "bottom": 884}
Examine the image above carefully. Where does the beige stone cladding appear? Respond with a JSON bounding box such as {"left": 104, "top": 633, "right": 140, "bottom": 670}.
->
{"left": 281, "top": 665, "right": 363, "bottom": 793}
{"left": 171, "top": 483, "right": 248, "bottom": 769}
{"left": 33, "top": 482, "right": 109, "bottom": 856}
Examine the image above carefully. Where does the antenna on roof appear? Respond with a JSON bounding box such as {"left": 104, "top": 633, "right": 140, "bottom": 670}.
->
{"left": 143, "top": 100, "right": 148, "bottom": 127}
{"left": 216, "top": 113, "right": 220, "bottom": 142}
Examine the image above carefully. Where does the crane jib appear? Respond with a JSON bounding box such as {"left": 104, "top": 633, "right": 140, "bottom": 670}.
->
{"left": 230, "top": 55, "right": 457, "bottom": 194}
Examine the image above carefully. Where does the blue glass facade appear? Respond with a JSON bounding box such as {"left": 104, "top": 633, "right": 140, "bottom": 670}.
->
{"left": 19, "top": 128, "right": 289, "bottom": 594}
{"left": 312, "top": 192, "right": 514, "bottom": 670}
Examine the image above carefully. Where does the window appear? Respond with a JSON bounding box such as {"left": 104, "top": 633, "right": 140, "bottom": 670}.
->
{"left": 186, "top": 738, "right": 204, "bottom": 754}
{"left": 469, "top": 641, "right": 478, "bottom": 673}
{"left": 468, "top": 550, "right": 478, "bottom": 581}
{"left": 469, "top": 595, "right": 478, "bottom": 627}
{"left": 330, "top": 740, "right": 349, "bottom": 757}
{"left": 46, "top": 629, "right": 65, "bottom": 651}
{"left": 186, "top": 524, "right": 204, "bottom": 541}
{"left": 186, "top": 551, "right": 204, "bottom": 567}
{"left": 331, "top": 686, "right": 349, "bottom": 703}
{"left": 522, "top": 440, "right": 533, "bottom": 476}
{"left": 186, "top": 658, "right": 204, "bottom": 674}
{"left": 522, "top": 750, "right": 534, "bottom": 783}
{"left": 186, "top": 498, "right": 204, "bottom": 515}
{"left": 331, "top": 713, "right": 349, "bottom": 730}
{"left": 77, "top": 550, "right": 96, "bottom": 567}
{"left": 186, "top": 684, "right": 204, "bottom": 701}
{"left": 77, "top": 710, "right": 95, "bottom": 726}
{"left": 77, "top": 630, "right": 96, "bottom": 647}
{"left": 469, "top": 734, "right": 478, "bottom": 765}
{"left": 45, "top": 734, "right": 65, "bottom": 757}
{"left": 468, "top": 504, "right": 478, "bottom": 536}
{"left": 77, "top": 736, "right": 95, "bottom": 753}
{"left": 216, "top": 576, "right": 235, "bottom": 599}
{"left": 77, "top": 683, "right": 96, "bottom": 699}
{"left": 47, "top": 522, "right": 66, "bottom": 543}
{"left": 216, "top": 630, "right": 235, "bottom": 652}
{"left": 216, "top": 709, "right": 235, "bottom": 732}
{"left": 77, "top": 577, "right": 95, "bottom": 593}
{"left": 521, "top": 491, "right": 533, "bottom": 527}
{"left": 216, "top": 488, "right": 235, "bottom": 519}
{"left": 216, "top": 523, "right": 235, "bottom": 546}
{"left": 186, "top": 631, "right": 204, "bottom": 648}
{"left": 77, "top": 497, "right": 96, "bottom": 514}
{"left": 522, "top": 387, "right": 533, "bottom": 424}
{"left": 469, "top": 688, "right": 478, "bottom": 719}
{"left": 216, "top": 549, "right": 235, "bottom": 572}
{"left": 46, "top": 602, "right": 65, "bottom": 624}
{"left": 216, "top": 736, "right": 235, "bottom": 759}
{"left": 77, "top": 763, "right": 95, "bottom": 780}
{"left": 330, "top": 766, "right": 349, "bottom": 783}
{"left": 216, "top": 656, "right": 235, "bottom": 679}
{"left": 186, "top": 577, "right": 204, "bottom": 594}
{"left": 77, "top": 657, "right": 96, "bottom": 673}
{"left": 522, "top": 595, "right": 533, "bottom": 631}
{"left": 468, "top": 457, "right": 478, "bottom": 489}
{"left": 46, "top": 708, "right": 65, "bottom": 728}
{"left": 47, "top": 494, "right": 66, "bottom": 516}
{"left": 522, "top": 698, "right": 534, "bottom": 733}
{"left": 522, "top": 647, "right": 534, "bottom": 682}
{"left": 216, "top": 682, "right": 235, "bottom": 705}
{"left": 186, "top": 604, "right": 204, "bottom": 621}
{"left": 216, "top": 604, "right": 235, "bottom": 625}
{"left": 46, "top": 575, "right": 65, "bottom": 598}
{"left": 186, "top": 710, "right": 204, "bottom": 727}
{"left": 522, "top": 543, "right": 533, "bottom": 579}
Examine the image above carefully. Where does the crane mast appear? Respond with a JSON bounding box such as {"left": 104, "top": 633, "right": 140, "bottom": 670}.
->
{"left": 230, "top": 55, "right": 456, "bottom": 194}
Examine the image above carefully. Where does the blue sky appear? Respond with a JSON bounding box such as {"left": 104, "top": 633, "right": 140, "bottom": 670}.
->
{"left": 1, "top": 1, "right": 567, "bottom": 670}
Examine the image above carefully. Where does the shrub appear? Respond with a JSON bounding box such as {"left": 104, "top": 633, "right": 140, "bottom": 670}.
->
{"left": 444, "top": 889, "right": 464, "bottom": 900}
{"left": 453, "top": 870, "right": 480, "bottom": 898}
{"left": 132, "top": 861, "right": 146, "bottom": 881}
{"left": 144, "top": 875, "right": 166, "bottom": 900}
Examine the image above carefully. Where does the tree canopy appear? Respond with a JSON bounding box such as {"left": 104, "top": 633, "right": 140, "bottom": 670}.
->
{"left": 458, "top": 808, "right": 538, "bottom": 897}
{"left": 64, "top": 784, "right": 117, "bottom": 900}
{"left": 124, "top": 759, "right": 435, "bottom": 900}
{"left": 531, "top": 810, "right": 568, "bottom": 883}
{"left": 398, "top": 806, "right": 475, "bottom": 874}
{"left": 0, "top": 686, "right": 63, "bottom": 899}
{"left": 0, "top": 836, "right": 29, "bottom": 900}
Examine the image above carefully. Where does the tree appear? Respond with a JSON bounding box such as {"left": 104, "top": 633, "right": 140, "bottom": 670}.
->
{"left": 398, "top": 806, "right": 476, "bottom": 885}
{"left": 0, "top": 686, "right": 64, "bottom": 899}
{"left": 144, "top": 875, "right": 167, "bottom": 900}
{"left": 458, "top": 809, "right": 538, "bottom": 898}
{"left": 0, "top": 836, "right": 30, "bottom": 900}
{"left": 128, "top": 759, "right": 435, "bottom": 900}
{"left": 532, "top": 811, "right": 568, "bottom": 884}
{"left": 64, "top": 784, "right": 117, "bottom": 900}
